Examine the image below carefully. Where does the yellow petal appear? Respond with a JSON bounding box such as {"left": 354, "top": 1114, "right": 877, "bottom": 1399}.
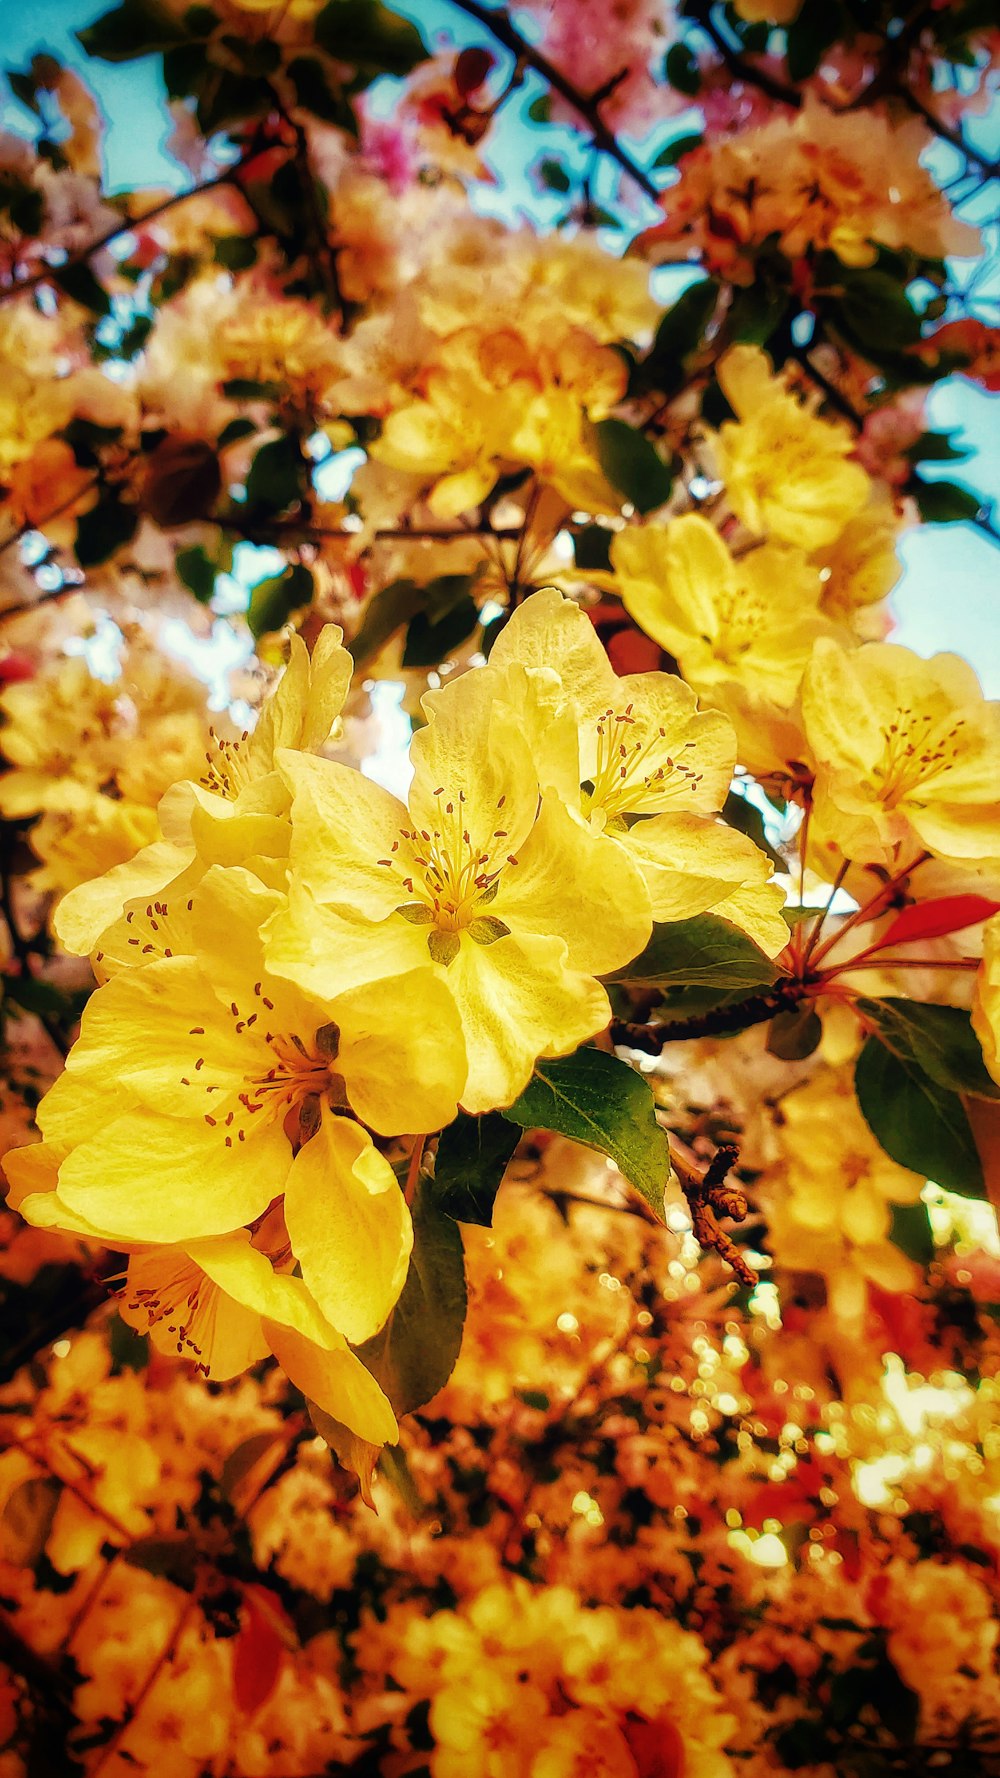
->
{"left": 335, "top": 973, "right": 467, "bottom": 1136}
{"left": 282, "top": 1111, "right": 413, "bottom": 1346}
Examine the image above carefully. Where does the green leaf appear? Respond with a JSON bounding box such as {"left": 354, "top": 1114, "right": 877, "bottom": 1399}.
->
{"left": 609, "top": 913, "right": 776, "bottom": 993}
{"left": 835, "top": 269, "right": 924, "bottom": 351}
{"left": 52, "top": 261, "right": 112, "bottom": 316}
{"left": 638, "top": 279, "right": 718, "bottom": 394}
{"left": 74, "top": 493, "right": 138, "bottom": 567}
{"left": 196, "top": 68, "right": 269, "bottom": 133}
{"left": 573, "top": 523, "right": 613, "bottom": 571}
{"left": 855, "top": 1036, "right": 985, "bottom": 1198}
{"left": 785, "top": 0, "right": 845, "bottom": 81}
{"left": 727, "top": 281, "right": 789, "bottom": 346}
{"left": 527, "top": 94, "right": 551, "bottom": 124}
{"left": 766, "top": 1005, "right": 822, "bottom": 1061}
{"left": 651, "top": 132, "right": 703, "bottom": 171}
{"left": 219, "top": 1430, "right": 282, "bottom": 1505}
{"left": 246, "top": 562, "right": 313, "bottom": 640}
{"left": 244, "top": 435, "right": 303, "bottom": 514}
{"left": 286, "top": 55, "right": 358, "bottom": 133}
{"left": 536, "top": 156, "right": 572, "bottom": 194}
{"left": 432, "top": 1112, "right": 521, "bottom": 1226}
{"left": 217, "top": 417, "right": 257, "bottom": 448}
{"left": 402, "top": 596, "right": 480, "bottom": 668}
{"left": 664, "top": 42, "right": 700, "bottom": 95}
{"left": 221, "top": 377, "right": 283, "bottom": 403}
{"left": 356, "top": 1180, "right": 467, "bottom": 1416}
{"left": 913, "top": 477, "right": 982, "bottom": 524}
{"left": 904, "top": 429, "right": 970, "bottom": 465}
{"left": 858, "top": 997, "right": 1000, "bottom": 1102}
{"left": 502, "top": 1049, "right": 671, "bottom": 1216}
{"left": 594, "top": 418, "right": 673, "bottom": 515}
{"left": 212, "top": 233, "right": 258, "bottom": 272}
{"left": 314, "top": 0, "right": 428, "bottom": 77}
{"left": 176, "top": 544, "right": 218, "bottom": 604}
{"left": 888, "top": 1200, "right": 935, "bottom": 1269}
{"left": 78, "top": 0, "right": 188, "bottom": 61}
{"left": 350, "top": 578, "right": 424, "bottom": 665}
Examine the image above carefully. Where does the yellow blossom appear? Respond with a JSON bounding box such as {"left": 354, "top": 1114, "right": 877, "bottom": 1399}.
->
{"left": 713, "top": 345, "right": 871, "bottom": 550}
{"left": 54, "top": 624, "right": 352, "bottom": 960}
{"left": 265, "top": 657, "right": 652, "bottom": 1113}
{"left": 605, "top": 512, "right": 832, "bottom": 703}
{"left": 802, "top": 638, "right": 1000, "bottom": 866}
{"left": 488, "top": 587, "right": 790, "bottom": 954}
{"left": 4, "top": 866, "right": 466, "bottom": 1352}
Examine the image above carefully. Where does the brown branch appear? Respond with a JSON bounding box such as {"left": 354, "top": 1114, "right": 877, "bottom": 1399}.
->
{"left": 0, "top": 154, "right": 264, "bottom": 307}
{"left": 609, "top": 978, "right": 807, "bottom": 1051}
{"left": 446, "top": 0, "right": 659, "bottom": 199}
{"left": 897, "top": 86, "right": 1000, "bottom": 180}
{"left": 671, "top": 1139, "right": 758, "bottom": 1285}
{"left": 688, "top": 0, "right": 799, "bottom": 110}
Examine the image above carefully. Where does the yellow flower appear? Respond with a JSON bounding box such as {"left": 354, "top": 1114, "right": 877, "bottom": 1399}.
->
{"left": 713, "top": 346, "right": 870, "bottom": 550}
{"left": 488, "top": 587, "right": 790, "bottom": 954}
{"left": 802, "top": 638, "right": 1000, "bottom": 866}
{"left": 813, "top": 492, "right": 902, "bottom": 627}
{"left": 5, "top": 866, "right": 465, "bottom": 1347}
{"left": 265, "top": 660, "right": 652, "bottom": 1112}
{"left": 762, "top": 1068, "right": 926, "bottom": 1326}
{"left": 606, "top": 512, "right": 831, "bottom": 704}
{"left": 54, "top": 625, "right": 352, "bottom": 961}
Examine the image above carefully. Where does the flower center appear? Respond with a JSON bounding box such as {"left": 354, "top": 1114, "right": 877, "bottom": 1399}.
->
{"left": 588, "top": 705, "right": 705, "bottom": 821}
{"left": 201, "top": 724, "right": 255, "bottom": 800}
{"left": 378, "top": 787, "right": 515, "bottom": 964}
{"left": 874, "top": 706, "right": 967, "bottom": 809}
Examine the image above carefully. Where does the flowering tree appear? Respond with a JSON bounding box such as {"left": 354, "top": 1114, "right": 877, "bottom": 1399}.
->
{"left": 0, "top": 1, "right": 998, "bottom": 1771}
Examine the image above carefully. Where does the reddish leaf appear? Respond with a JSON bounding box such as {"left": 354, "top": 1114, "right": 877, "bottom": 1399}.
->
{"left": 624, "top": 1716, "right": 686, "bottom": 1778}
{"left": 455, "top": 47, "right": 494, "bottom": 95}
{"left": 875, "top": 895, "right": 1000, "bottom": 951}
{"left": 233, "top": 1588, "right": 292, "bottom": 1717}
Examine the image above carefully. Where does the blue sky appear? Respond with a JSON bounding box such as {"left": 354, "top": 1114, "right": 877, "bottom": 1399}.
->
{"left": 2, "top": 0, "right": 997, "bottom": 686}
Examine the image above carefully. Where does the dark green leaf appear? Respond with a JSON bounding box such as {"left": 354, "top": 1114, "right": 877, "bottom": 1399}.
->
{"left": 766, "top": 1005, "right": 822, "bottom": 1060}
{"left": 638, "top": 279, "right": 718, "bottom": 394}
{"left": 108, "top": 1312, "right": 149, "bottom": 1373}
{"left": 432, "top": 1112, "right": 521, "bottom": 1226}
{"left": 727, "top": 281, "right": 789, "bottom": 346}
{"left": 594, "top": 418, "right": 673, "bottom": 514}
{"left": 402, "top": 596, "right": 479, "bottom": 668}
{"left": 502, "top": 1049, "right": 671, "bottom": 1216}
{"left": 219, "top": 1431, "right": 282, "bottom": 1504}
{"left": 609, "top": 913, "right": 776, "bottom": 993}
{"left": 6, "top": 69, "right": 42, "bottom": 116}
{"left": 219, "top": 32, "right": 281, "bottom": 74}
{"left": 74, "top": 493, "right": 138, "bottom": 566}
{"left": 213, "top": 233, "right": 258, "bottom": 271}
{"left": 858, "top": 997, "right": 1000, "bottom": 1101}
{"left": 142, "top": 434, "right": 221, "bottom": 526}
{"left": 216, "top": 417, "right": 257, "bottom": 448}
{"left": 356, "top": 1180, "right": 466, "bottom": 1416}
{"left": 651, "top": 132, "right": 703, "bottom": 171}
{"left": 855, "top": 1035, "right": 985, "bottom": 1198}
{"left": 350, "top": 578, "right": 424, "bottom": 665}
{"left": 244, "top": 434, "right": 303, "bottom": 513}
{"left": 888, "top": 1200, "right": 935, "bottom": 1269}
{"left": 913, "top": 477, "right": 982, "bottom": 524}
{"left": 904, "top": 429, "right": 970, "bottom": 464}
{"left": 162, "top": 42, "right": 209, "bottom": 100}
{"left": 786, "top": 0, "right": 844, "bottom": 81}
{"left": 835, "top": 269, "right": 924, "bottom": 351}
{"left": 286, "top": 56, "right": 357, "bottom": 133}
{"left": 536, "top": 156, "right": 572, "bottom": 193}
{"left": 221, "top": 377, "right": 283, "bottom": 402}
{"left": 78, "top": 0, "right": 188, "bottom": 61}
{"left": 52, "top": 261, "right": 112, "bottom": 316}
{"left": 314, "top": 0, "right": 428, "bottom": 77}
{"left": 246, "top": 562, "right": 313, "bottom": 640}
{"left": 573, "top": 523, "right": 613, "bottom": 571}
{"left": 176, "top": 544, "right": 218, "bottom": 604}
{"left": 196, "top": 68, "right": 268, "bottom": 133}
{"left": 123, "top": 1536, "right": 198, "bottom": 1588}
{"left": 664, "top": 42, "right": 700, "bottom": 95}
{"left": 527, "top": 94, "right": 551, "bottom": 124}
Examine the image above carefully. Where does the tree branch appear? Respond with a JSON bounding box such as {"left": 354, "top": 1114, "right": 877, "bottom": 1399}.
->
{"left": 446, "top": 0, "right": 659, "bottom": 199}
{"left": 610, "top": 978, "right": 807, "bottom": 1051}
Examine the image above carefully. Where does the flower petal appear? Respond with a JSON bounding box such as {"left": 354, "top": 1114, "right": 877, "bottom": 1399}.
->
{"left": 283, "top": 1111, "right": 413, "bottom": 1346}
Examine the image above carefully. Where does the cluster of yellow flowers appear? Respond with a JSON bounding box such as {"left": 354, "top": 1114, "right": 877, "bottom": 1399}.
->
{"left": 3, "top": 590, "right": 786, "bottom": 1449}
